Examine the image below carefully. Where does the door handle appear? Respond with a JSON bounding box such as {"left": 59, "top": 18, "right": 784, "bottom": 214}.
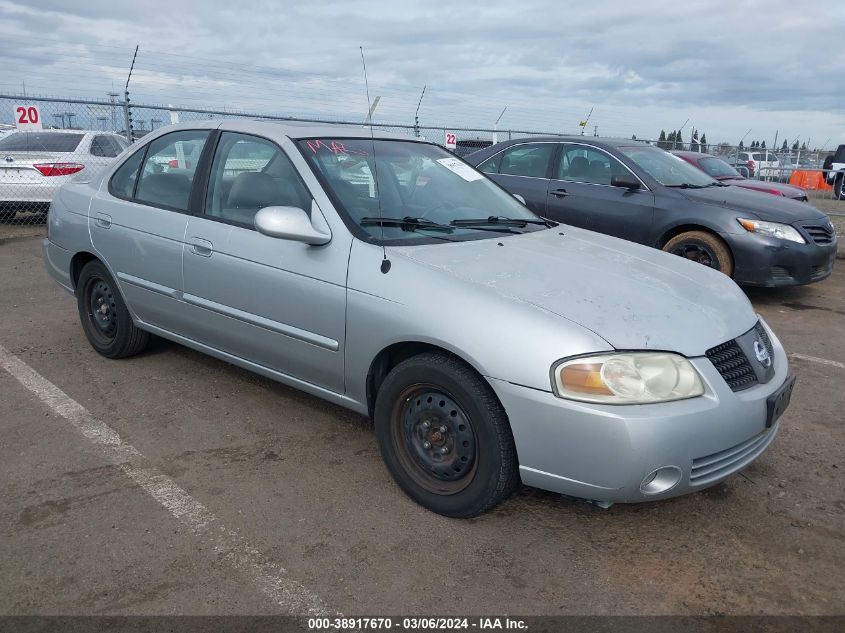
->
{"left": 551, "top": 188, "right": 569, "bottom": 198}
{"left": 94, "top": 213, "right": 112, "bottom": 228}
{"left": 189, "top": 238, "right": 213, "bottom": 257}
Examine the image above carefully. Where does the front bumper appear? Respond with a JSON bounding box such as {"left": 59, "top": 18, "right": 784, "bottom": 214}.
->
{"left": 729, "top": 231, "right": 837, "bottom": 287}
{"left": 488, "top": 321, "right": 790, "bottom": 503}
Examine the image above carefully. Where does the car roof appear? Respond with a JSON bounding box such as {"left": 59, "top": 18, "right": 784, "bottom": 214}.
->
{"left": 155, "top": 119, "right": 416, "bottom": 141}
{"left": 495, "top": 135, "right": 647, "bottom": 148}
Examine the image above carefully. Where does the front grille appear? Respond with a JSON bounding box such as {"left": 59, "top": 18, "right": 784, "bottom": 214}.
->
{"left": 801, "top": 222, "right": 835, "bottom": 245}
{"left": 754, "top": 322, "right": 773, "bottom": 359}
{"left": 690, "top": 428, "right": 776, "bottom": 486}
{"left": 706, "top": 339, "right": 757, "bottom": 391}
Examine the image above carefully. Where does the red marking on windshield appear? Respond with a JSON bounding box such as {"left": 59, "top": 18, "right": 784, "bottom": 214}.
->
{"left": 306, "top": 139, "right": 368, "bottom": 156}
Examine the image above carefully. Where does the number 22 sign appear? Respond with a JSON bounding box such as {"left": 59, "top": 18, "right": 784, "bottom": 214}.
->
{"left": 444, "top": 132, "right": 457, "bottom": 150}
{"left": 15, "top": 104, "right": 42, "bottom": 130}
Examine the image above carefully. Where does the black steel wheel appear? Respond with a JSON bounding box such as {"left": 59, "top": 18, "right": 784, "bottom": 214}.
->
{"left": 374, "top": 352, "right": 519, "bottom": 517}
{"left": 76, "top": 260, "right": 150, "bottom": 358}
{"left": 835, "top": 174, "right": 845, "bottom": 201}
{"left": 663, "top": 230, "right": 734, "bottom": 277}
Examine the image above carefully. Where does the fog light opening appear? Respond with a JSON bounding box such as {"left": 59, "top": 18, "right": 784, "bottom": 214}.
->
{"left": 640, "top": 466, "right": 682, "bottom": 495}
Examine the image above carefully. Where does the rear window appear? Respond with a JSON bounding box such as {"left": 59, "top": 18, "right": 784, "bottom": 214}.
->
{"left": 0, "top": 132, "right": 84, "bottom": 152}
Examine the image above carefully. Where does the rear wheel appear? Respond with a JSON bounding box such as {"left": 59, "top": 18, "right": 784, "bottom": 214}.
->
{"left": 663, "top": 230, "right": 734, "bottom": 277}
{"left": 374, "top": 352, "right": 519, "bottom": 517}
{"left": 77, "top": 260, "right": 150, "bottom": 358}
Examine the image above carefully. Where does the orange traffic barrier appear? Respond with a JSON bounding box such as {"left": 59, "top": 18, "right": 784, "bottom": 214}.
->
{"left": 789, "top": 170, "right": 832, "bottom": 190}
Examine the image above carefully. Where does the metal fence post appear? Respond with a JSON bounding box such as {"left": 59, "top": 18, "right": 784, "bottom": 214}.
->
{"left": 122, "top": 99, "right": 132, "bottom": 142}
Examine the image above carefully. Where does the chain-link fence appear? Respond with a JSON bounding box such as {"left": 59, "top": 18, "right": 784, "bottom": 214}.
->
{"left": 1, "top": 93, "right": 842, "bottom": 230}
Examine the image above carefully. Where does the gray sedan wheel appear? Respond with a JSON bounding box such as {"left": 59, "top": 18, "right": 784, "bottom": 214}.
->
{"left": 663, "top": 230, "right": 734, "bottom": 277}
{"left": 77, "top": 260, "right": 150, "bottom": 359}
{"left": 374, "top": 352, "right": 519, "bottom": 517}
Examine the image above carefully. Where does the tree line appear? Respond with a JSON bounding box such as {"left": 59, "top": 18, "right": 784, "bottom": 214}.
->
{"left": 654, "top": 129, "right": 809, "bottom": 152}
{"left": 655, "top": 129, "right": 707, "bottom": 151}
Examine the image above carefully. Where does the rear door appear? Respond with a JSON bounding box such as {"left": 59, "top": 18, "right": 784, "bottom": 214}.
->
{"left": 544, "top": 143, "right": 655, "bottom": 243}
{"left": 89, "top": 129, "right": 212, "bottom": 332}
{"left": 476, "top": 142, "right": 555, "bottom": 215}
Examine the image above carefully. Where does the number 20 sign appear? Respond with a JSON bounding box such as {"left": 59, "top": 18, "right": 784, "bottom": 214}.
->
{"left": 14, "top": 104, "right": 43, "bottom": 131}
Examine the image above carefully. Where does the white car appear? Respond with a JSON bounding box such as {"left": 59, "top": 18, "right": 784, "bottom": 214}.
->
{"left": 0, "top": 130, "right": 129, "bottom": 220}
{"left": 735, "top": 150, "right": 780, "bottom": 179}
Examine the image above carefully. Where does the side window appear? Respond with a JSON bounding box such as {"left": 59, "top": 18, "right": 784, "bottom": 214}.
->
{"left": 205, "top": 132, "right": 313, "bottom": 227}
{"left": 135, "top": 130, "right": 210, "bottom": 211}
{"left": 557, "top": 145, "right": 626, "bottom": 185}
{"left": 478, "top": 153, "right": 503, "bottom": 174}
{"left": 91, "top": 135, "right": 118, "bottom": 158}
{"left": 109, "top": 136, "right": 128, "bottom": 154}
{"left": 109, "top": 149, "right": 145, "bottom": 199}
{"left": 497, "top": 143, "right": 554, "bottom": 178}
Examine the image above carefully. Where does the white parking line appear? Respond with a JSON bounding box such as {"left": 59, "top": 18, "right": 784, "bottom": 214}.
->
{"left": 790, "top": 353, "right": 845, "bottom": 370}
{"left": 0, "top": 344, "right": 335, "bottom": 617}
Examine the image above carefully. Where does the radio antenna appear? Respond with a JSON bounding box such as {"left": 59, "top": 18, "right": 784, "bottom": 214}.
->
{"left": 360, "top": 46, "right": 390, "bottom": 273}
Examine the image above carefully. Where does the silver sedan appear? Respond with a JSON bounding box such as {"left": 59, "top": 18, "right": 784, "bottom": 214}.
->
{"left": 42, "top": 120, "right": 795, "bottom": 516}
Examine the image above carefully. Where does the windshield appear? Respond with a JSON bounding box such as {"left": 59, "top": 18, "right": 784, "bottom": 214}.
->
{"left": 619, "top": 146, "right": 717, "bottom": 187}
{"left": 0, "top": 132, "right": 84, "bottom": 152}
{"left": 698, "top": 156, "right": 741, "bottom": 179}
{"left": 298, "top": 138, "right": 546, "bottom": 243}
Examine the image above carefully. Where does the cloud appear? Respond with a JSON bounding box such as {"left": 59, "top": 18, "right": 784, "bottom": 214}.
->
{"left": 0, "top": 0, "right": 842, "bottom": 144}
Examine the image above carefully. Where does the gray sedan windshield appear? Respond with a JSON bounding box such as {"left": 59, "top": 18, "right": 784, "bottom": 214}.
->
{"left": 620, "top": 146, "right": 717, "bottom": 187}
{"left": 298, "top": 138, "right": 545, "bottom": 242}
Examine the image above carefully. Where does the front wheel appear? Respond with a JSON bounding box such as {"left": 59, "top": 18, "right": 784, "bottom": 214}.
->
{"left": 834, "top": 174, "right": 845, "bottom": 201}
{"left": 374, "top": 352, "right": 519, "bottom": 517}
{"left": 76, "top": 260, "right": 150, "bottom": 358}
{"left": 662, "top": 230, "right": 734, "bottom": 277}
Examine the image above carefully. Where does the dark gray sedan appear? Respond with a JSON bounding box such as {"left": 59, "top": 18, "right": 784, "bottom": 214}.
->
{"left": 466, "top": 137, "right": 837, "bottom": 287}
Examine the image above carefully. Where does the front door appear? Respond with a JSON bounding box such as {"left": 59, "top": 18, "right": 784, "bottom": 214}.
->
{"left": 181, "top": 131, "right": 347, "bottom": 393}
{"left": 545, "top": 143, "right": 655, "bottom": 244}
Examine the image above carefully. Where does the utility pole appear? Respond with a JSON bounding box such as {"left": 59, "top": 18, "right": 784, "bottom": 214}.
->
{"left": 108, "top": 91, "right": 120, "bottom": 133}
{"left": 414, "top": 85, "right": 426, "bottom": 138}
{"left": 123, "top": 45, "right": 139, "bottom": 142}
{"left": 593, "top": 125, "right": 598, "bottom": 137}
{"left": 674, "top": 118, "right": 690, "bottom": 149}
{"left": 493, "top": 106, "right": 507, "bottom": 144}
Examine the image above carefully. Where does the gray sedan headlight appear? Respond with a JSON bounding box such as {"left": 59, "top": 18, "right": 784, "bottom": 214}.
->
{"left": 552, "top": 353, "right": 705, "bottom": 404}
{"left": 738, "top": 218, "right": 805, "bottom": 243}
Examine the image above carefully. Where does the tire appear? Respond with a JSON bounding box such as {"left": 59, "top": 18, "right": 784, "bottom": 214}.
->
{"left": 374, "top": 352, "right": 519, "bottom": 517}
{"left": 834, "top": 174, "right": 845, "bottom": 201}
{"left": 76, "top": 260, "right": 150, "bottom": 359}
{"left": 662, "top": 230, "right": 734, "bottom": 277}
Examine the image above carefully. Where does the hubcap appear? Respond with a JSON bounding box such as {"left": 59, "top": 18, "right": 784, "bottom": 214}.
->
{"left": 86, "top": 278, "right": 117, "bottom": 342}
{"left": 671, "top": 242, "right": 717, "bottom": 268}
{"left": 391, "top": 385, "right": 477, "bottom": 494}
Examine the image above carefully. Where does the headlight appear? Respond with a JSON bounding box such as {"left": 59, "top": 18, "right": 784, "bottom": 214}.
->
{"left": 738, "top": 218, "right": 805, "bottom": 243}
{"left": 552, "top": 353, "right": 704, "bottom": 404}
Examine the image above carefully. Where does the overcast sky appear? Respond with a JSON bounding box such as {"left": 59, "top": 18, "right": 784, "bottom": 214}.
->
{"left": 1, "top": 0, "right": 843, "bottom": 146}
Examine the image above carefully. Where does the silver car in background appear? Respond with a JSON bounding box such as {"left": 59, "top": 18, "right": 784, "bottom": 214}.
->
{"left": 0, "top": 129, "right": 128, "bottom": 221}
{"left": 42, "top": 120, "right": 795, "bottom": 517}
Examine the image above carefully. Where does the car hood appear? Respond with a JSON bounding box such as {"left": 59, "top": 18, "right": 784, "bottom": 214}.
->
{"left": 677, "top": 184, "right": 824, "bottom": 222}
{"left": 720, "top": 178, "right": 806, "bottom": 198}
{"left": 393, "top": 226, "right": 756, "bottom": 357}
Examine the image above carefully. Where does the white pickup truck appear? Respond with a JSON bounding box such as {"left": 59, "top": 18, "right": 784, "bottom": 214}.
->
{"left": 824, "top": 144, "right": 845, "bottom": 200}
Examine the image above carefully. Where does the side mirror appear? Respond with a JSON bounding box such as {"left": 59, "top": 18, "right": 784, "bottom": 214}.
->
{"left": 610, "top": 174, "right": 642, "bottom": 190}
{"left": 254, "top": 206, "right": 331, "bottom": 245}
{"left": 512, "top": 193, "right": 526, "bottom": 204}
